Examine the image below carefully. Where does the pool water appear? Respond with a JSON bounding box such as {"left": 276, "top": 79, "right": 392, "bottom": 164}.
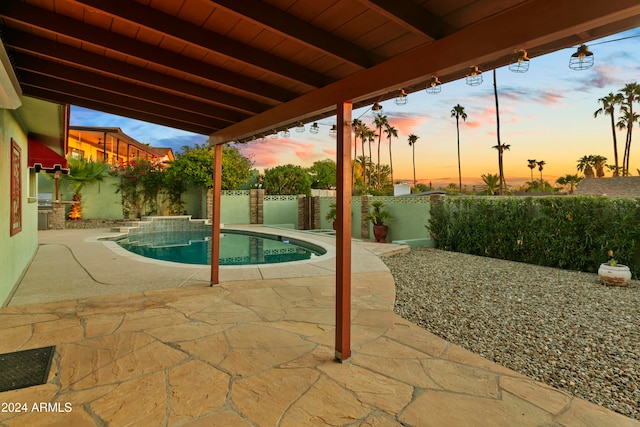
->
{"left": 117, "top": 229, "right": 326, "bottom": 265}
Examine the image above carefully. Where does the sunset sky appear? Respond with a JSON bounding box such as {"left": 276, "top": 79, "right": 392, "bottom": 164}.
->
{"left": 71, "top": 28, "right": 640, "bottom": 188}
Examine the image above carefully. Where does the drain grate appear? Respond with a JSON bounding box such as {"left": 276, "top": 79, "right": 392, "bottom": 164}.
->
{"left": 0, "top": 346, "right": 55, "bottom": 393}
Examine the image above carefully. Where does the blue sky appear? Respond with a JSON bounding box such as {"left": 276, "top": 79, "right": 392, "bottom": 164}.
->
{"left": 71, "top": 28, "right": 640, "bottom": 187}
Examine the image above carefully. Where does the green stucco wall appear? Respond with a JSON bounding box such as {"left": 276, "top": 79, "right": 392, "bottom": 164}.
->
{"left": 0, "top": 110, "right": 38, "bottom": 305}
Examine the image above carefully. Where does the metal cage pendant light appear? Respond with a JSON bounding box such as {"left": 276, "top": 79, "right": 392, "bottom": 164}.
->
{"left": 569, "top": 44, "right": 594, "bottom": 70}
{"left": 295, "top": 121, "right": 305, "bottom": 133}
{"left": 466, "top": 66, "right": 483, "bottom": 86}
{"left": 329, "top": 124, "right": 337, "bottom": 136}
{"left": 310, "top": 122, "right": 319, "bottom": 134}
{"left": 426, "top": 76, "right": 442, "bottom": 94}
{"left": 371, "top": 101, "right": 383, "bottom": 112}
{"left": 508, "top": 49, "right": 530, "bottom": 73}
{"left": 394, "top": 89, "right": 408, "bottom": 105}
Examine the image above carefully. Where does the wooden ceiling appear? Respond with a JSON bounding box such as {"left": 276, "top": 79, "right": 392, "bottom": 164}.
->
{"left": 1, "top": 0, "right": 639, "bottom": 144}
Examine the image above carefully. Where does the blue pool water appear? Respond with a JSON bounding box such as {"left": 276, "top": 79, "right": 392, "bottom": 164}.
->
{"left": 116, "top": 229, "right": 326, "bottom": 265}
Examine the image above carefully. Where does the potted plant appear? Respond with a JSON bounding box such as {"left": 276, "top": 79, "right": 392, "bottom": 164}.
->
{"left": 598, "top": 250, "right": 632, "bottom": 286}
{"left": 365, "top": 200, "right": 394, "bottom": 243}
{"left": 325, "top": 202, "right": 337, "bottom": 230}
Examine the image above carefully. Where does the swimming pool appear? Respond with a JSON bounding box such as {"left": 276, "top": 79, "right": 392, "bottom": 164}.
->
{"left": 116, "top": 229, "right": 327, "bottom": 266}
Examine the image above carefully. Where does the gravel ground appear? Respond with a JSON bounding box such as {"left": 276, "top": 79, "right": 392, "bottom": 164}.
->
{"left": 383, "top": 247, "right": 640, "bottom": 420}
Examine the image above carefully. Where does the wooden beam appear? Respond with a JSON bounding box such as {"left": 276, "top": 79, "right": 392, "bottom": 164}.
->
{"left": 335, "top": 101, "right": 352, "bottom": 363}
{"left": 210, "top": 0, "right": 379, "bottom": 68}
{"left": 3, "top": 30, "right": 270, "bottom": 115}
{"left": 363, "top": 0, "right": 454, "bottom": 40}
{"left": 74, "top": 0, "right": 332, "bottom": 88}
{"left": 210, "top": 144, "right": 223, "bottom": 286}
{"left": 209, "top": 0, "right": 640, "bottom": 144}
{"left": 0, "top": 1, "right": 296, "bottom": 102}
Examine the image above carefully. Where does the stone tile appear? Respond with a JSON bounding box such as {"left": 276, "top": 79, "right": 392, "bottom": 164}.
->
{"left": 264, "top": 320, "right": 331, "bottom": 337}
{"left": 352, "top": 310, "right": 406, "bottom": 329}
{"left": 70, "top": 341, "right": 187, "bottom": 390}
{"left": 81, "top": 313, "right": 125, "bottom": 338}
{"left": 0, "top": 313, "right": 59, "bottom": 329}
{"left": 442, "top": 342, "right": 527, "bottom": 377}
{"left": 146, "top": 320, "right": 228, "bottom": 343}
{"left": 25, "top": 318, "right": 85, "bottom": 348}
{"left": 82, "top": 331, "right": 155, "bottom": 358}
{"left": 354, "top": 354, "right": 440, "bottom": 389}
{"left": 422, "top": 359, "right": 499, "bottom": 399}
{"left": 90, "top": 371, "right": 167, "bottom": 426}
{"left": 280, "top": 345, "right": 336, "bottom": 369}
{"left": 359, "top": 413, "right": 405, "bottom": 427}
{"left": 500, "top": 376, "right": 571, "bottom": 415}
{"left": 56, "top": 343, "right": 117, "bottom": 390}
{"left": 57, "top": 384, "right": 119, "bottom": 406}
{"left": 0, "top": 384, "right": 59, "bottom": 422}
{"left": 180, "top": 411, "right": 254, "bottom": 427}
{"left": 116, "top": 310, "right": 190, "bottom": 333}
{"left": 190, "top": 304, "right": 263, "bottom": 325}
{"left": 2, "top": 406, "right": 97, "bottom": 427}
{"left": 384, "top": 323, "right": 449, "bottom": 357}
{"left": 355, "top": 336, "right": 435, "bottom": 359}
{"left": 555, "top": 397, "right": 640, "bottom": 427}
{"left": 281, "top": 307, "right": 334, "bottom": 325}
{"left": 76, "top": 294, "right": 147, "bottom": 316}
{"left": 0, "top": 324, "right": 33, "bottom": 353}
{"left": 165, "top": 293, "right": 228, "bottom": 315}
{"left": 168, "top": 360, "right": 230, "bottom": 425}
{"left": 221, "top": 342, "right": 315, "bottom": 377}
{"left": 319, "top": 363, "right": 414, "bottom": 415}
{"left": 175, "top": 333, "right": 229, "bottom": 366}
{"left": 232, "top": 368, "right": 319, "bottom": 427}
{"left": 399, "top": 390, "right": 553, "bottom": 427}
{"left": 308, "top": 325, "right": 387, "bottom": 348}
{"left": 280, "top": 376, "right": 372, "bottom": 426}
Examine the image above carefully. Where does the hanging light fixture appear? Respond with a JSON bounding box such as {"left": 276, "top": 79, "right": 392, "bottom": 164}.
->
{"left": 466, "top": 66, "right": 483, "bottom": 86}
{"left": 426, "top": 76, "right": 442, "bottom": 94}
{"left": 329, "top": 124, "right": 337, "bottom": 136}
{"left": 281, "top": 128, "right": 291, "bottom": 138}
{"left": 310, "top": 122, "right": 319, "bottom": 134}
{"left": 508, "top": 49, "right": 530, "bottom": 73}
{"left": 270, "top": 129, "right": 278, "bottom": 139}
{"left": 295, "top": 121, "right": 305, "bottom": 133}
{"left": 569, "top": 44, "right": 594, "bottom": 70}
{"left": 394, "top": 89, "right": 408, "bottom": 105}
{"left": 371, "top": 101, "right": 383, "bottom": 112}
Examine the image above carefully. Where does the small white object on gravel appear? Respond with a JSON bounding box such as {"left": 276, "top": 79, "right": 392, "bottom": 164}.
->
{"left": 383, "top": 247, "right": 640, "bottom": 420}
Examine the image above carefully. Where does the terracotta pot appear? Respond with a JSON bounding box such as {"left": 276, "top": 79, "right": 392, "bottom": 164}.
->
{"left": 373, "top": 224, "right": 388, "bottom": 243}
{"left": 598, "top": 263, "right": 631, "bottom": 286}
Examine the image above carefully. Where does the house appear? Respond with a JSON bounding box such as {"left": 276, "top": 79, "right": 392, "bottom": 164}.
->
{"left": 1, "top": 40, "right": 68, "bottom": 305}
{"left": 68, "top": 126, "right": 174, "bottom": 165}
{"left": 574, "top": 177, "right": 640, "bottom": 198}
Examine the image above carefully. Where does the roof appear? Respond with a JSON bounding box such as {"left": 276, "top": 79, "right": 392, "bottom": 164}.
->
{"left": 1, "top": 0, "right": 639, "bottom": 143}
{"left": 574, "top": 177, "right": 640, "bottom": 198}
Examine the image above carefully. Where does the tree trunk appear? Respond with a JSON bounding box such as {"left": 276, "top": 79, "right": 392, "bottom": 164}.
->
{"left": 493, "top": 69, "right": 504, "bottom": 194}
{"left": 389, "top": 138, "right": 394, "bottom": 187}
{"left": 412, "top": 144, "right": 416, "bottom": 187}
{"left": 456, "top": 118, "right": 462, "bottom": 193}
{"left": 610, "top": 112, "right": 619, "bottom": 176}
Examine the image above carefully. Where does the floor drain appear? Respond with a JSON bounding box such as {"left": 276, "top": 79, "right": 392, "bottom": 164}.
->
{"left": 0, "top": 346, "right": 55, "bottom": 393}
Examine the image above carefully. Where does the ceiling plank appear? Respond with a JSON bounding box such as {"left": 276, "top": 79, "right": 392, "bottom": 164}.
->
{"left": 73, "top": 0, "right": 333, "bottom": 88}
{"left": 24, "top": 86, "right": 212, "bottom": 135}
{"left": 362, "top": 0, "right": 454, "bottom": 40}
{"left": 20, "top": 71, "right": 227, "bottom": 131}
{"left": 0, "top": 1, "right": 297, "bottom": 102}
{"left": 2, "top": 30, "right": 270, "bottom": 114}
{"left": 13, "top": 53, "right": 248, "bottom": 124}
{"left": 209, "top": 0, "right": 640, "bottom": 143}
{"left": 209, "top": 0, "right": 379, "bottom": 68}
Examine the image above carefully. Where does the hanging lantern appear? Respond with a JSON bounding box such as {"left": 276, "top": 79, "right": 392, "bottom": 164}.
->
{"left": 371, "top": 101, "right": 383, "bottom": 112}
{"left": 466, "top": 66, "right": 483, "bottom": 86}
{"left": 508, "top": 49, "right": 530, "bottom": 73}
{"left": 569, "top": 44, "right": 594, "bottom": 70}
{"left": 394, "top": 89, "right": 408, "bottom": 105}
{"left": 426, "top": 76, "right": 442, "bottom": 94}
{"left": 329, "top": 124, "right": 337, "bottom": 136}
{"left": 310, "top": 122, "right": 319, "bottom": 134}
{"left": 281, "top": 128, "right": 290, "bottom": 138}
{"left": 270, "top": 129, "right": 278, "bottom": 139}
{"left": 295, "top": 121, "right": 305, "bottom": 132}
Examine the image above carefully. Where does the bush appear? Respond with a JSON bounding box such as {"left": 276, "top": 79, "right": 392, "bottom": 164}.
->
{"left": 429, "top": 196, "right": 640, "bottom": 276}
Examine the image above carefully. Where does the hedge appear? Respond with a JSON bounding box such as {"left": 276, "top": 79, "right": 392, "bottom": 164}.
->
{"left": 429, "top": 196, "right": 640, "bottom": 277}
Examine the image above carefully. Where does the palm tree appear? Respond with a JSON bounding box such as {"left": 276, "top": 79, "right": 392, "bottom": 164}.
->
{"left": 451, "top": 104, "right": 467, "bottom": 192}
{"left": 373, "top": 113, "right": 388, "bottom": 189}
{"left": 492, "top": 143, "right": 510, "bottom": 194}
{"left": 384, "top": 123, "right": 398, "bottom": 185}
{"left": 594, "top": 92, "right": 624, "bottom": 176}
{"left": 351, "top": 119, "right": 362, "bottom": 191}
{"left": 591, "top": 154, "right": 607, "bottom": 177}
{"left": 536, "top": 160, "right": 546, "bottom": 181}
{"left": 366, "top": 131, "right": 376, "bottom": 187}
{"left": 619, "top": 83, "right": 640, "bottom": 175}
{"left": 555, "top": 174, "right": 582, "bottom": 194}
{"left": 62, "top": 157, "right": 111, "bottom": 220}
{"left": 481, "top": 173, "right": 500, "bottom": 195}
{"left": 527, "top": 159, "right": 537, "bottom": 181}
{"left": 408, "top": 134, "right": 419, "bottom": 187}
{"left": 577, "top": 155, "right": 595, "bottom": 178}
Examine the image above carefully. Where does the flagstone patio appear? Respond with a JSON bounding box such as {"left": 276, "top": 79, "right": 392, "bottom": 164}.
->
{"left": 0, "top": 228, "right": 637, "bottom": 426}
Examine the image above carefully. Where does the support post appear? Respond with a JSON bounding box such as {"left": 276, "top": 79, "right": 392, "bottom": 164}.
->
{"left": 210, "top": 143, "right": 223, "bottom": 286}
{"left": 335, "top": 101, "right": 353, "bottom": 362}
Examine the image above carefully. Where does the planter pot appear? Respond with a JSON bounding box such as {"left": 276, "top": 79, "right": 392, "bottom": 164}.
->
{"left": 598, "top": 263, "right": 632, "bottom": 286}
{"left": 373, "top": 224, "right": 388, "bottom": 243}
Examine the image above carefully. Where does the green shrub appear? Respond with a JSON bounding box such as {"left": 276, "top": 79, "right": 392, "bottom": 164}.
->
{"left": 429, "top": 196, "right": 640, "bottom": 276}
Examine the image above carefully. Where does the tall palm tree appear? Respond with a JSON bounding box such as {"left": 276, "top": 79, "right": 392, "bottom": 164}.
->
{"left": 591, "top": 154, "right": 608, "bottom": 177}
{"left": 492, "top": 143, "right": 510, "bottom": 193}
{"left": 351, "top": 119, "right": 362, "bottom": 191}
{"left": 527, "top": 159, "right": 537, "bottom": 181}
{"left": 357, "top": 123, "right": 370, "bottom": 186}
{"left": 536, "top": 160, "right": 546, "bottom": 181}
{"left": 384, "top": 123, "right": 398, "bottom": 186}
{"left": 451, "top": 104, "right": 467, "bottom": 192}
{"left": 576, "top": 155, "right": 595, "bottom": 178}
{"left": 366, "top": 131, "right": 376, "bottom": 187}
{"left": 492, "top": 69, "right": 506, "bottom": 195}
{"left": 594, "top": 92, "right": 624, "bottom": 176}
{"left": 373, "top": 113, "right": 388, "bottom": 189}
{"left": 408, "top": 134, "right": 419, "bottom": 187}
{"left": 620, "top": 83, "right": 640, "bottom": 175}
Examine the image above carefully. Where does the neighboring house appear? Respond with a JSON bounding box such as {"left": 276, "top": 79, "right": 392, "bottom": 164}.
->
{"left": 68, "top": 126, "right": 174, "bottom": 165}
{"left": 1, "top": 40, "right": 68, "bottom": 305}
{"left": 573, "top": 177, "right": 640, "bottom": 198}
